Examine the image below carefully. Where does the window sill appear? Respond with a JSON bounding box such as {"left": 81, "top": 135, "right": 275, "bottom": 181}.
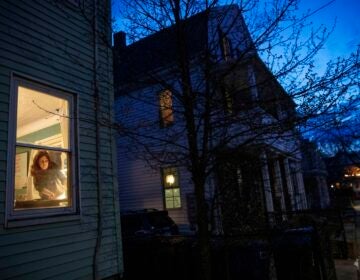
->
{"left": 5, "top": 214, "right": 80, "bottom": 228}
{"left": 166, "top": 207, "right": 182, "bottom": 211}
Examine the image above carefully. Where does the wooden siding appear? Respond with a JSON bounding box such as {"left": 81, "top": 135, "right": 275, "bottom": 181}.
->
{"left": 117, "top": 150, "right": 192, "bottom": 231}
{"left": 0, "top": 0, "right": 122, "bottom": 279}
{"left": 114, "top": 4, "right": 304, "bottom": 236}
{"left": 115, "top": 87, "right": 193, "bottom": 231}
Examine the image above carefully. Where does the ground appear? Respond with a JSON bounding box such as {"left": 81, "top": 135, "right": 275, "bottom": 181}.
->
{"left": 335, "top": 259, "right": 358, "bottom": 280}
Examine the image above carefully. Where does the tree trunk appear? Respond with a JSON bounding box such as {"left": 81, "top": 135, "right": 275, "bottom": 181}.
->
{"left": 193, "top": 171, "right": 212, "bottom": 280}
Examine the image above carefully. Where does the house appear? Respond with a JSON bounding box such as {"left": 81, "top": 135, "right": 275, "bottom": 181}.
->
{"left": 301, "top": 139, "right": 330, "bottom": 209}
{"left": 326, "top": 152, "right": 360, "bottom": 207}
{"left": 0, "top": 1, "right": 123, "bottom": 279}
{"left": 325, "top": 152, "right": 360, "bottom": 258}
{"left": 113, "top": 5, "right": 308, "bottom": 234}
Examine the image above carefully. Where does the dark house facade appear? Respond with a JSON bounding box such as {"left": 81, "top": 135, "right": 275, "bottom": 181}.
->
{"left": 301, "top": 139, "right": 330, "bottom": 209}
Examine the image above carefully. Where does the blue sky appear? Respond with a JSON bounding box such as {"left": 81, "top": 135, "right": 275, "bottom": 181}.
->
{"left": 299, "top": 0, "right": 359, "bottom": 60}
{"left": 295, "top": 0, "right": 359, "bottom": 153}
{"left": 112, "top": 0, "right": 359, "bottom": 59}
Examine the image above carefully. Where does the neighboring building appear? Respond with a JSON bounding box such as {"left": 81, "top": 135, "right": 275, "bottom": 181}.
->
{"left": 0, "top": 1, "right": 123, "bottom": 279}
{"left": 326, "top": 152, "right": 360, "bottom": 207}
{"left": 301, "top": 139, "right": 330, "bottom": 209}
{"left": 325, "top": 152, "right": 360, "bottom": 258}
{"left": 113, "top": 5, "right": 308, "bottom": 234}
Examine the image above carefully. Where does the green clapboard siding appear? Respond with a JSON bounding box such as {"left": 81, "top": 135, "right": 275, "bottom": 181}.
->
{"left": 0, "top": 0, "right": 123, "bottom": 279}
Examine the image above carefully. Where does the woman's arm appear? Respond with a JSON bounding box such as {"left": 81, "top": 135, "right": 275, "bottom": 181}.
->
{"left": 41, "top": 188, "right": 56, "bottom": 200}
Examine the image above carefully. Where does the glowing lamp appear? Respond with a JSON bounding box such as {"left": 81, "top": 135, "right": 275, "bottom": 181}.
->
{"left": 166, "top": 174, "right": 175, "bottom": 186}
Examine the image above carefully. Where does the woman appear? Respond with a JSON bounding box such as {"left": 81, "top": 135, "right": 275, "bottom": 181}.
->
{"left": 31, "top": 150, "right": 66, "bottom": 200}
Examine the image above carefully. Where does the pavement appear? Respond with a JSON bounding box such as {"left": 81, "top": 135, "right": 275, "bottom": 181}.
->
{"left": 335, "top": 259, "right": 358, "bottom": 280}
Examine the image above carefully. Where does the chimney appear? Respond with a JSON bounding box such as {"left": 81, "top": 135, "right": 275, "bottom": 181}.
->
{"left": 113, "top": 31, "right": 126, "bottom": 49}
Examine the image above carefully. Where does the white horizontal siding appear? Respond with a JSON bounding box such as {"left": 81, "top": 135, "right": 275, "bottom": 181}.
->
{"left": 115, "top": 86, "right": 194, "bottom": 231}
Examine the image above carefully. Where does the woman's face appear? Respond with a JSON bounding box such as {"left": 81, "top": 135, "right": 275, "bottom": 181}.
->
{"left": 38, "top": 155, "right": 49, "bottom": 170}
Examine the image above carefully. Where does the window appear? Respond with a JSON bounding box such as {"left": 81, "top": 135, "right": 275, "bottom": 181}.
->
{"left": 7, "top": 77, "right": 76, "bottom": 220}
{"left": 222, "top": 86, "right": 252, "bottom": 114}
{"left": 162, "top": 167, "right": 181, "bottom": 209}
{"left": 223, "top": 89, "right": 233, "bottom": 114}
{"left": 221, "top": 36, "right": 232, "bottom": 61}
{"left": 159, "top": 90, "right": 174, "bottom": 127}
{"left": 233, "top": 87, "right": 252, "bottom": 111}
{"left": 218, "top": 28, "right": 232, "bottom": 61}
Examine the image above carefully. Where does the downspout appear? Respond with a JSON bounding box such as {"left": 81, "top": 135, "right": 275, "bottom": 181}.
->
{"left": 105, "top": 0, "right": 124, "bottom": 276}
{"left": 92, "top": 0, "right": 103, "bottom": 279}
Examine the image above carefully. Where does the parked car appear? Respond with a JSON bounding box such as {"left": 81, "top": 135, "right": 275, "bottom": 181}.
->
{"left": 120, "top": 208, "right": 179, "bottom": 237}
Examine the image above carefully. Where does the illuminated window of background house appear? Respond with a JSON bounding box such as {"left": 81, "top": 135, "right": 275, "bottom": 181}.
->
{"left": 162, "top": 167, "right": 181, "bottom": 209}
{"left": 7, "top": 77, "right": 76, "bottom": 219}
{"left": 159, "top": 90, "right": 174, "bottom": 127}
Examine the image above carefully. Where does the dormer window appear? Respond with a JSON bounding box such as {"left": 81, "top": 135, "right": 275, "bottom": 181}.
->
{"left": 222, "top": 36, "right": 231, "bottom": 60}
{"left": 219, "top": 29, "right": 232, "bottom": 61}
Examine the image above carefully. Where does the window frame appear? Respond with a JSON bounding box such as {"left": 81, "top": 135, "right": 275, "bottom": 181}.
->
{"left": 218, "top": 28, "right": 232, "bottom": 61}
{"left": 6, "top": 75, "right": 78, "bottom": 224}
{"left": 161, "top": 167, "right": 182, "bottom": 210}
{"left": 221, "top": 35, "right": 232, "bottom": 61}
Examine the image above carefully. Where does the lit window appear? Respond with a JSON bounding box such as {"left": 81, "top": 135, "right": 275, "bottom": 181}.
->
{"left": 7, "top": 77, "right": 76, "bottom": 219}
{"left": 162, "top": 167, "right": 181, "bottom": 209}
{"left": 159, "top": 90, "right": 174, "bottom": 127}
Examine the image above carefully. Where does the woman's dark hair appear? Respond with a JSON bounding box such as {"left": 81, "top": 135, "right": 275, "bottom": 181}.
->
{"left": 31, "top": 150, "right": 56, "bottom": 176}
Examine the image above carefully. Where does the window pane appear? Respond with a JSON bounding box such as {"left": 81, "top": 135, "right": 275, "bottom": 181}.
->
{"left": 165, "top": 189, "right": 173, "bottom": 198}
{"left": 174, "top": 197, "right": 181, "bottom": 208}
{"left": 14, "top": 147, "right": 70, "bottom": 210}
{"left": 173, "top": 188, "right": 180, "bottom": 197}
{"left": 166, "top": 199, "right": 174, "bottom": 209}
{"left": 17, "top": 86, "right": 70, "bottom": 149}
{"left": 159, "top": 90, "right": 174, "bottom": 127}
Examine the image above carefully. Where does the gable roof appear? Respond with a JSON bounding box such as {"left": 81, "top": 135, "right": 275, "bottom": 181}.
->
{"left": 113, "top": 10, "right": 209, "bottom": 88}
{"left": 113, "top": 5, "right": 295, "bottom": 111}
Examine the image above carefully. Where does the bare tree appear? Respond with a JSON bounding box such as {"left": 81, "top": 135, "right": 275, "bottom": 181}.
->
{"left": 112, "top": 0, "right": 359, "bottom": 279}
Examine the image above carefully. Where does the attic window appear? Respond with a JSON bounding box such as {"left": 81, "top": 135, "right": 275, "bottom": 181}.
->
{"left": 159, "top": 90, "right": 174, "bottom": 128}
{"left": 223, "top": 89, "right": 233, "bottom": 114}
{"left": 220, "top": 33, "right": 232, "bottom": 61}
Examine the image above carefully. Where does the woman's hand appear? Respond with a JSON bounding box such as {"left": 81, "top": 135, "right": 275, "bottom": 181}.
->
{"left": 41, "top": 188, "right": 56, "bottom": 200}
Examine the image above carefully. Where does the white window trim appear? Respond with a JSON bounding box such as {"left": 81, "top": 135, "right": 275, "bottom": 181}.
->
{"left": 5, "top": 75, "right": 79, "bottom": 226}
{"left": 162, "top": 167, "right": 182, "bottom": 210}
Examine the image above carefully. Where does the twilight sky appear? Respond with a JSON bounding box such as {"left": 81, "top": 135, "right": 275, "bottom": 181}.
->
{"left": 298, "top": 0, "right": 359, "bottom": 61}
{"left": 112, "top": 0, "right": 359, "bottom": 60}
